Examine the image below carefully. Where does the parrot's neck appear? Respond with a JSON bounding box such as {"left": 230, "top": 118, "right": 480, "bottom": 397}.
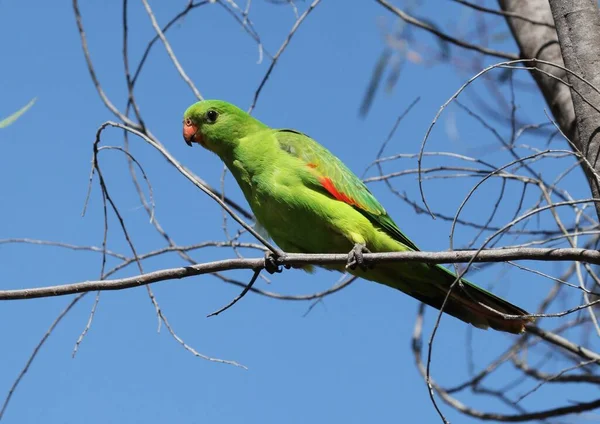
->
{"left": 220, "top": 129, "right": 281, "bottom": 207}
{"left": 224, "top": 130, "right": 277, "bottom": 176}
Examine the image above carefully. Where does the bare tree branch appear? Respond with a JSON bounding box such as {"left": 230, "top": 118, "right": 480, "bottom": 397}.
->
{"left": 411, "top": 305, "right": 600, "bottom": 422}
{"left": 376, "top": 0, "right": 519, "bottom": 60}
{"left": 5, "top": 248, "right": 600, "bottom": 300}
{"left": 452, "top": 0, "right": 555, "bottom": 28}
{"left": 72, "top": 0, "right": 140, "bottom": 129}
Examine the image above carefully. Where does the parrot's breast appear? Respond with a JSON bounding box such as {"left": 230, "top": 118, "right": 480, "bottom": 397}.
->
{"left": 227, "top": 135, "right": 399, "bottom": 256}
{"left": 251, "top": 172, "right": 354, "bottom": 254}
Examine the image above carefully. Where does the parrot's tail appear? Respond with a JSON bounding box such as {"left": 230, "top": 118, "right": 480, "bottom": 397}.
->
{"left": 413, "top": 265, "right": 533, "bottom": 334}
{"left": 358, "top": 261, "right": 533, "bottom": 334}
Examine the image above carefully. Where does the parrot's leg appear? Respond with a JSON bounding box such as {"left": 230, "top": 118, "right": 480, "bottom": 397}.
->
{"left": 346, "top": 243, "right": 373, "bottom": 271}
{"left": 264, "top": 251, "right": 284, "bottom": 274}
{"left": 263, "top": 251, "right": 292, "bottom": 274}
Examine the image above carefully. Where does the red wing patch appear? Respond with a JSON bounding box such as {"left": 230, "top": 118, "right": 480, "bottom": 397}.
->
{"left": 307, "top": 163, "right": 318, "bottom": 169}
{"left": 319, "top": 177, "right": 360, "bottom": 208}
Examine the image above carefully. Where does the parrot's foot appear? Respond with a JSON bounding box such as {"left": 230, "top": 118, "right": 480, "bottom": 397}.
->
{"left": 264, "top": 252, "right": 288, "bottom": 274}
{"left": 346, "top": 243, "right": 373, "bottom": 271}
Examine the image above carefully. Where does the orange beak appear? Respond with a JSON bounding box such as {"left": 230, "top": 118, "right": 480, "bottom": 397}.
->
{"left": 183, "top": 119, "right": 201, "bottom": 147}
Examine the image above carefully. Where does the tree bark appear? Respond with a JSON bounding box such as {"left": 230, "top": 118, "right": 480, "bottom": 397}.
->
{"left": 548, "top": 0, "right": 600, "bottom": 219}
{"left": 498, "top": 0, "right": 576, "bottom": 141}
{"left": 500, "top": 0, "right": 600, "bottom": 220}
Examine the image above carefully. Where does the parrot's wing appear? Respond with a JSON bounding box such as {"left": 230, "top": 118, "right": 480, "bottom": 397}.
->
{"left": 275, "top": 129, "right": 420, "bottom": 251}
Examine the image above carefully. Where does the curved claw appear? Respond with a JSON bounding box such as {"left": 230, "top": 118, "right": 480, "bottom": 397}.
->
{"left": 346, "top": 243, "right": 373, "bottom": 271}
{"left": 264, "top": 252, "right": 283, "bottom": 274}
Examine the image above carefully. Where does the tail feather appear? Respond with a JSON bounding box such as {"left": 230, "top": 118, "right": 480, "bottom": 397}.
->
{"left": 353, "top": 260, "right": 533, "bottom": 334}
{"left": 420, "top": 265, "right": 533, "bottom": 334}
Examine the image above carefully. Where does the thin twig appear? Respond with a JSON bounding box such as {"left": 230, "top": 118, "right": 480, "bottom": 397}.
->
{"left": 141, "top": 0, "right": 203, "bottom": 100}
{"left": 248, "top": 0, "right": 322, "bottom": 113}
{"left": 207, "top": 268, "right": 261, "bottom": 317}
{"left": 376, "top": 0, "right": 519, "bottom": 60}
{"left": 0, "top": 294, "right": 85, "bottom": 420}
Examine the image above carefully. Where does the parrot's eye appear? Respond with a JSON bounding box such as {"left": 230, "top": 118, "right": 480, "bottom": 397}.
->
{"left": 206, "top": 110, "right": 219, "bottom": 123}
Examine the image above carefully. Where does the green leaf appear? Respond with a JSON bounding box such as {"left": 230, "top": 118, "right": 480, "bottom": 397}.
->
{"left": 0, "top": 98, "right": 36, "bottom": 129}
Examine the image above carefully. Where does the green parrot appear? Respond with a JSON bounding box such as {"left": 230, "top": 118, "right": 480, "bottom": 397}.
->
{"left": 183, "top": 100, "right": 532, "bottom": 334}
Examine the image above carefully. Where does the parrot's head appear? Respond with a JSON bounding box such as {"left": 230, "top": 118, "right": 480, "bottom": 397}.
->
{"left": 183, "top": 100, "right": 265, "bottom": 157}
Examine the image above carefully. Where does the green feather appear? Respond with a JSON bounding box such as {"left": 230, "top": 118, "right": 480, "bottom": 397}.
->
{"left": 275, "top": 129, "right": 420, "bottom": 251}
{"left": 184, "top": 100, "right": 533, "bottom": 334}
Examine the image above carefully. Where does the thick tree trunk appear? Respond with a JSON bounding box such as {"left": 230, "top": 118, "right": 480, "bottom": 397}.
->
{"left": 498, "top": 0, "right": 576, "bottom": 141}
{"left": 548, "top": 0, "right": 600, "bottom": 219}
{"left": 499, "top": 0, "right": 600, "bottom": 221}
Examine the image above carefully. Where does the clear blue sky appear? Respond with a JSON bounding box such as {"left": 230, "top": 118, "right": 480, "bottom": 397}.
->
{"left": 1, "top": 1, "right": 594, "bottom": 423}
